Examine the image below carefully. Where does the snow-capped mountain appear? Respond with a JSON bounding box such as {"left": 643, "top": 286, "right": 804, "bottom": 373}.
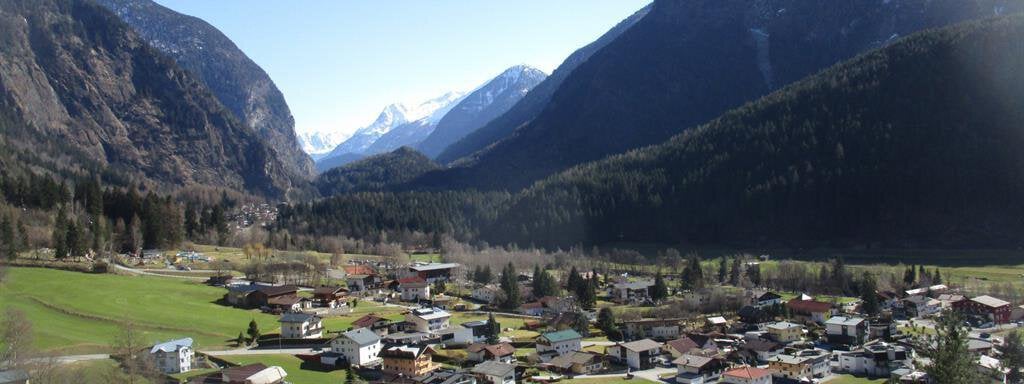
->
{"left": 417, "top": 65, "right": 547, "bottom": 158}
{"left": 315, "top": 92, "right": 464, "bottom": 170}
{"left": 299, "top": 131, "right": 347, "bottom": 157}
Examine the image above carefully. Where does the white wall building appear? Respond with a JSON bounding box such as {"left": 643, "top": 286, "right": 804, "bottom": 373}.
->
{"left": 150, "top": 338, "right": 194, "bottom": 374}
{"left": 405, "top": 307, "right": 451, "bottom": 333}
{"left": 329, "top": 328, "right": 382, "bottom": 367}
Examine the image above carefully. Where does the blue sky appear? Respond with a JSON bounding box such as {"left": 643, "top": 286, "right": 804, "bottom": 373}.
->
{"left": 154, "top": 0, "right": 649, "bottom": 139}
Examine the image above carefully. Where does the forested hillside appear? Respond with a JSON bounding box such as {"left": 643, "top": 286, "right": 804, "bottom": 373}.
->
{"left": 413, "top": 0, "right": 1022, "bottom": 191}
{"left": 315, "top": 147, "right": 440, "bottom": 196}
{"left": 278, "top": 15, "right": 1024, "bottom": 250}
{"left": 486, "top": 15, "right": 1024, "bottom": 248}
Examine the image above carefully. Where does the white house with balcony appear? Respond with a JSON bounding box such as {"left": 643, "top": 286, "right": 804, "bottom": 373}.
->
{"left": 278, "top": 312, "right": 324, "bottom": 339}
{"left": 406, "top": 307, "right": 451, "bottom": 333}
{"left": 150, "top": 338, "right": 194, "bottom": 374}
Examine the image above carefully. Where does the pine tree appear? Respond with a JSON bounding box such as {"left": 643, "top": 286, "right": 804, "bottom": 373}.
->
{"left": 651, "top": 272, "right": 669, "bottom": 302}
{"left": 717, "top": 257, "right": 727, "bottom": 283}
{"left": 597, "top": 307, "right": 620, "bottom": 341}
{"left": 499, "top": 262, "right": 520, "bottom": 310}
{"left": 933, "top": 268, "right": 943, "bottom": 285}
{"left": 345, "top": 365, "right": 357, "bottom": 384}
{"left": 236, "top": 332, "right": 246, "bottom": 347}
{"left": 246, "top": 319, "right": 260, "bottom": 345}
{"left": 485, "top": 312, "right": 500, "bottom": 344}
{"left": 860, "top": 273, "right": 880, "bottom": 316}
{"left": 572, "top": 311, "right": 590, "bottom": 337}
{"left": 831, "top": 257, "right": 848, "bottom": 294}
{"left": 566, "top": 266, "right": 581, "bottom": 292}
{"left": 729, "top": 257, "right": 742, "bottom": 286}
{"left": 0, "top": 215, "right": 14, "bottom": 261}
{"left": 577, "top": 278, "right": 597, "bottom": 310}
{"left": 52, "top": 207, "right": 68, "bottom": 259}
{"left": 1003, "top": 331, "right": 1024, "bottom": 384}
{"left": 923, "top": 311, "right": 979, "bottom": 383}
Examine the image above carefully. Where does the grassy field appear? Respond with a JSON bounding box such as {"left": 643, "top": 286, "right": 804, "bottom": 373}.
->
{"left": 216, "top": 354, "right": 347, "bottom": 384}
{"left": 410, "top": 253, "right": 443, "bottom": 263}
{"left": 559, "top": 378, "right": 659, "bottom": 384}
{"left": 0, "top": 267, "right": 279, "bottom": 354}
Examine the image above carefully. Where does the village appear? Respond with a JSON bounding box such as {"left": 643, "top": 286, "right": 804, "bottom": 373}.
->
{"left": 49, "top": 250, "right": 1019, "bottom": 384}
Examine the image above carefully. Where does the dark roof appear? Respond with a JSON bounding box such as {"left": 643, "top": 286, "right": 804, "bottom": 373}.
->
{"left": 758, "top": 292, "right": 782, "bottom": 301}
{"left": 222, "top": 363, "right": 269, "bottom": 381}
{"left": 313, "top": 286, "right": 346, "bottom": 296}
{"left": 352, "top": 314, "right": 386, "bottom": 328}
{"left": 666, "top": 338, "right": 700, "bottom": 354}
{"left": 742, "top": 339, "right": 782, "bottom": 352}
{"left": 786, "top": 299, "right": 832, "bottom": 313}
{"left": 257, "top": 285, "right": 298, "bottom": 297}
{"left": 267, "top": 295, "right": 303, "bottom": 306}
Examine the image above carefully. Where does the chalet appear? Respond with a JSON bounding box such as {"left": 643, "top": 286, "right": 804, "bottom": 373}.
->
{"left": 838, "top": 343, "right": 912, "bottom": 377}
{"left": 429, "top": 295, "right": 455, "bottom": 310}
{"left": 622, "top": 318, "right": 683, "bottom": 341}
{"left": 225, "top": 284, "right": 262, "bottom": 307}
{"left": 612, "top": 281, "right": 654, "bottom": 304}
{"left": 412, "top": 371, "right": 477, "bottom": 384}
{"left": 467, "top": 343, "right": 516, "bottom": 364}
{"left": 470, "top": 360, "right": 516, "bottom": 384}
{"left": 903, "top": 295, "right": 941, "bottom": 317}
{"left": 979, "top": 355, "right": 1009, "bottom": 383}
{"left": 768, "top": 354, "right": 817, "bottom": 381}
{"left": 517, "top": 301, "right": 545, "bottom": 316}
{"left": 673, "top": 354, "right": 728, "bottom": 384}
{"left": 877, "top": 291, "right": 901, "bottom": 310}
{"left": 409, "top": 263, "right": 460, "bottom": 283}
{"left": 471, "top": 285, "right": 501, "bottom": 304}
{"left": 721, "top": 366, "right": 773, "bottom": 384}
{"left": 765, "top": 322, "right": 803, "bottom": 344}
{"left": 665, "top": 334, "right": 718, "bottom": 358}
{"left": 278, "top": 313, "right": 324, "bottom": 339}
{"left": 247, "top": 285, "right": 299, "bottom": 308}
{"left": 381, "top": 345, "right": 438, "bottom": 378}
{"left": 545, "top": 351, "right": 606, "bottom": 376}
{"left": 825, "top": 316, "right": 869, "bottom": 346}
{"left": 325, "top": 328, "right": 382, "bottom": 367}
{"left": 536, "top": 329, "right": 583, "bottom": 361}
{"left": 607, "top": 339, "right": 662, "bottom": 370}
{"left": 398, "top": 276, "right": 431, "bottom": 302}
{"left": 266, "top": 295, "right": 309, "bottom": 312}
{"left": 312, "top": 286, "right": 347, "bottom": 308}
{"left": 739, "top": 339, "right": 783, "bottom": 362}
{"left": 219, "top": 363, "right": 288, "bottom": 384}
{"left": 785, "top": 299, "right": 832, "bottom": 323}
{"left": 351, "top": 314, "right": 391, "bottom": 335}
{"left": 150, "top": 338, "right": 193, "bottom": 374}
{"left": 937, "top": 294, "right": 966, "bottom": 308}
{"left": 406, "top": 307, "right": 451, "bottom": 333}
{"left": 756, "top": 292, "right": 783, "bottom": 308}
{"left": 953, "top": 295, "right": 1012, "bottom": 324}
{"left": 538, "top": 296, "right": 576, "bottom": 313}
{"left": 705, "top": 316, "right": 728, "bottom": 331}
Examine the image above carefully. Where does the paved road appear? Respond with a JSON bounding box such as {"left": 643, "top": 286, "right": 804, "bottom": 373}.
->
{"left": 571, "top": 366, "right": 675, "bottom": 382}
{"left": 30, "top": 354, "right": 110, "bottom": 365}
{"left": 202, "top": 347, "right": 317, "bottom": 356}
{"left": 112, "top": 264, "right": 207, "bottom": 280}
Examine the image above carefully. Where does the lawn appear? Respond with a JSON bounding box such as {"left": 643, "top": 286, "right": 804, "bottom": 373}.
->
{"left": 410, "top": 253, "right": 443, "bottom": 263}
{"left": 0, "top": 267, "right": 279, "bottom": 354}
{"left": 826, "top": 374, "right": 888, "bottom": 383}
{"left": 216, "top": 354, "right": 348, "bottom": 384}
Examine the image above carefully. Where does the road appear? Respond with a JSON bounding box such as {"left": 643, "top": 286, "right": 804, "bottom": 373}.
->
{"left": 197, "top": 348, "right": 313, "bottom": 358}
{"left": 112, "top": 264, "right": 207, "bottom": 280}
{"left": 571, "top": 366, "right": 675, "bottom": 382}
{"left": 28, "top": 354, "right": 110, "bottom": 365}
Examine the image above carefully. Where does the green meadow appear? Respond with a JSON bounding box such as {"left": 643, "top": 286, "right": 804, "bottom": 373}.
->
{"left": 0, "top": 267, "right": 278, "bottom": 354}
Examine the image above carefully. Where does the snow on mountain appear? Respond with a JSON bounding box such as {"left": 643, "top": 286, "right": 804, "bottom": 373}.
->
{"left": 416, "top": 65, "right": 547, "bottom": 158}
{"left": 315, "top": 92, "right": 464, "bottom": 167}
{"left": 299, "top": 131, "right": 347, "bottom": 157}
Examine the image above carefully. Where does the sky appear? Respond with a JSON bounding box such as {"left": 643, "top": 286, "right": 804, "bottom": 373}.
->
{"left": 154, "top": 0, "right": 650, "bottom": 140}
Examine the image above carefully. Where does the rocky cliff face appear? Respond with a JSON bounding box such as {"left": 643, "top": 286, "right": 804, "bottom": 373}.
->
{"left": 94, "top": 0, "right": 315, "bottom": 179}
{"left": 0, "top": 0, "right": 301, "bottom": 197}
